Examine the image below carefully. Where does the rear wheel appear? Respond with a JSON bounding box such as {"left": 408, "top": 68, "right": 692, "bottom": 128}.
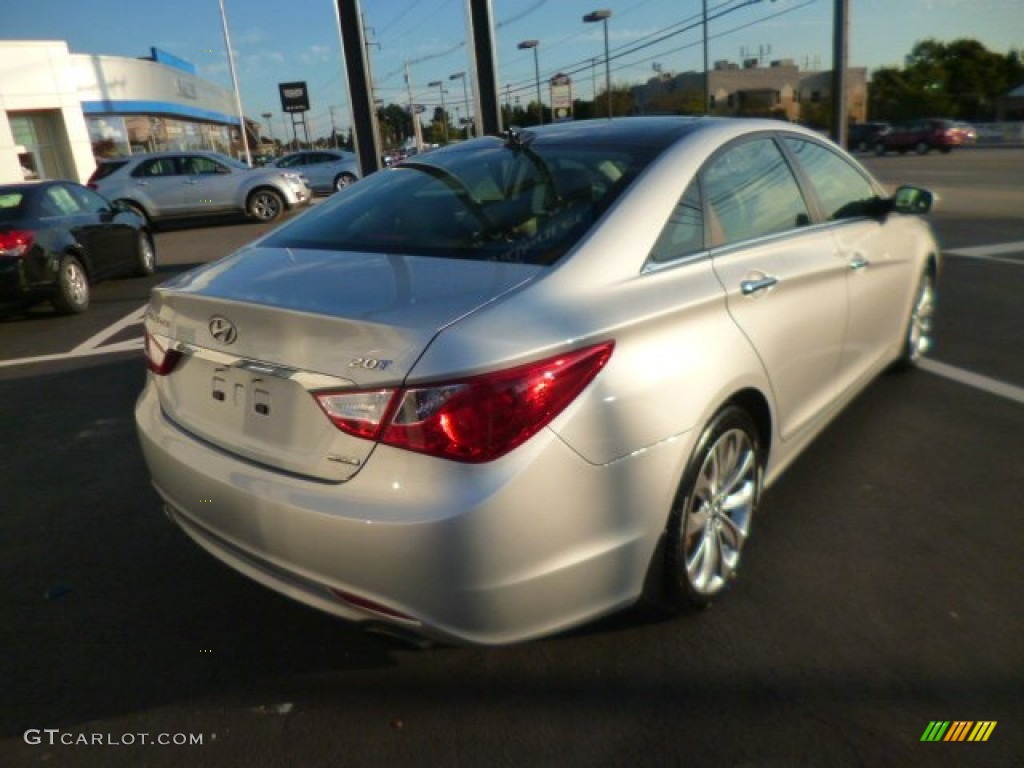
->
{"left": 658, "top": 406, "right": 764, "bottom": 612}
{"left": 874, "top": 143, "right": 886, "bottom": 156}
{"left": 52, "top": 255, "right": 90, "bottom": 314}
{"left": 247, "top": 188, "right": 284, "bottom": 221}
{"left": 333, "top": 172, "right": 357, "bottom": 192}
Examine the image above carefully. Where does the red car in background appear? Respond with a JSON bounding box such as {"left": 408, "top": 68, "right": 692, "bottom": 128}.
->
{"left": 874, "top": 118, "right": 968, "bottom": 155}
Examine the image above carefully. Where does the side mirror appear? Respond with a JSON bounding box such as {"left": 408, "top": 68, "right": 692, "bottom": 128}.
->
{"left": 892, "top": 185, "right": 935, "bottom": 215}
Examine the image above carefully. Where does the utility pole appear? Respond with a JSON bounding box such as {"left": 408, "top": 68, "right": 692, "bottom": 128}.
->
{"left": 831, "top": 0, "right": 849, "bottom": 147}
{"left": 329, "top": 106, "right": 339, "bottom": 148}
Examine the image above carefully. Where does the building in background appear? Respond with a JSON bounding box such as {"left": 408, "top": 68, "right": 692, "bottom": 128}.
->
{"left": 0, "top": 41, "right": 254, "bottom": 184}
{"left": 632, "top": 58, "right": 868, "bottom": 125}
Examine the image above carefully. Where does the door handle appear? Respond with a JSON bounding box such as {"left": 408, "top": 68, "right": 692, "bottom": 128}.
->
{"left": 849, "top": 257, "right": 871, "bottom": 270}
{"left": 740, "top": 276, "right": 779, "bottom": 295}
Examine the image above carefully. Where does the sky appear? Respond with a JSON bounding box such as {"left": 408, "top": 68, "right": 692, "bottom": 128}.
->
{"left": 4, "top": 0, "right": 1023, "bottom": 141}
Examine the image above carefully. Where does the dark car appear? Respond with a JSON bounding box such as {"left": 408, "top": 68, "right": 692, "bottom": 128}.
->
{"left": 847, "top": 121, "right": 890, "bottom": 152}
{"left": 0, "top": 180, "right": 155, "bottom": 314}
{"left": 874, "top": 119, "right": 965, "bottom": 155}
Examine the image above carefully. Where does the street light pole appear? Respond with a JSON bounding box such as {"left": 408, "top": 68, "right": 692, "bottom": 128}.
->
{"left": 218, "top": 0, "right": 252, "bottom": 164}
{"left": 428, "top": 81, "right": 449, "bottom": 143}
{"left": 449, "top": 72, "right": 471, "bottom": 138}
{"left": 517, "top": 40, "right": 543, "bottom": 125}
{"left": 583, "top": 10, "right": 613, "bottom": 118}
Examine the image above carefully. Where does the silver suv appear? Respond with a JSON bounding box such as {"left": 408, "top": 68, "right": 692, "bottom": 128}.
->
{"left": 88, "top": 151, "right": 312, "bottom": 224}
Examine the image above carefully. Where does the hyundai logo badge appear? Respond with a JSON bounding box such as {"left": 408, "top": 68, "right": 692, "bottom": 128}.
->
{"left": 209, "top": 316, "right": 238, "bottom": 345}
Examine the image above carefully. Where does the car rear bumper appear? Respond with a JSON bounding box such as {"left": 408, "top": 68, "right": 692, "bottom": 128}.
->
{"left": 135, "top": 380, "right": 684, "bottom": 645}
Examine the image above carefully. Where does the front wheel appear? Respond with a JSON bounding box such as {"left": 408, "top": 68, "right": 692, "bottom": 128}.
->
{"left": 133, "top": 231, "right": 156, "bottom": 277}
{"left": 915, "top": 141, "right": 930, "bottom": 155}
{"left": 659, "top": 406, "right": 764, "bottom": 611}
{"left": 52, "top": 255, "right": 90, "bottom": 314}
{"left": 874, "top": 143, "right": 886, "bottom": 156}
{"left": 894, "top": 268, "right": 937, "bottom": 370}
{"left": 247, "top": 188, "right": 284, "bottom": 221}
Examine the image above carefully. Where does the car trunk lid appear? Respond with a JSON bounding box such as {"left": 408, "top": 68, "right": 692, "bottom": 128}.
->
{"left": 145, "top": 245, "right": 542, "bottom": 481}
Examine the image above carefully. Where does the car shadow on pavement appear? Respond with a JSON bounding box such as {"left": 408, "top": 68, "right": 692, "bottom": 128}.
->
{"left": 0, "top": 358, "right": 403, "bottom": 738}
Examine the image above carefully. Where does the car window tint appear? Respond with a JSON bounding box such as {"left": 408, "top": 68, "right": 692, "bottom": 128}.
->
{"left": 277, "top": 155, "right": 303, "bottom": 167}
{"left": 42, "top": 186, "right": 82, "bottom": 217}
{"left": 265, "top": 142, "right": 655, "bottom": 266}
{"left": 0, "top": 192, "right": 26, "bottom": 221}
{"left": 647, "top": 180, "right": 703, "bottom": 266}
{"left": 137, "top": 158, "right": 180, "bottom": 177}
{"left": 188, "top": 156, "right": 224, "bottom": 174}
{"left": 68, "top": 184, "right": 111, "bottom": 214}
{"left": 784, "top": 138, "right": 879, "bottom": 220}
{"left": 702, "top": 137, "right": 809, "bottom": 246}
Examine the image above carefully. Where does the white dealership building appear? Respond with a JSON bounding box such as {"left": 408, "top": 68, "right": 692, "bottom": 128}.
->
{"left": 0, "top": 41, "right": 244, "bottom": 184}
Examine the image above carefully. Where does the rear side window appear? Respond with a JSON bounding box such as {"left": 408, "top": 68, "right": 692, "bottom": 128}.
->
{"left": 784, "top": 138, "right": 880, "bottom": 220}
{"left": 647, "top": 180, "right": 703, "bottom": 266}
{"left": 134, "top": 158, "right": 181, "bottom": 177}
{"left": 702, "top": 137, "right": 810, "bottom": 246}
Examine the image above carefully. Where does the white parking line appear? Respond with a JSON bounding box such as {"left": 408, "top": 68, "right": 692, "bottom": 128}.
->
{"left": 945, "top": 241, "right": 1024, "bottom": 264}
{"left": 72, "top": 304, "right": 147, "bottom": 353}
{"left": 919, "top": 359, "right": 1024, "bottom": 405}
{"left": 0, "top": 305, "right": 146, "bottom": 369}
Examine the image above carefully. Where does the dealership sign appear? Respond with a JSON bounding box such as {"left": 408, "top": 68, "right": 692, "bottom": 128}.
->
{"left": 549, "top": 73, "right": 573, "bottom": 122}
{"left": 279, "top": 81, "right": 310, "bottom": 113}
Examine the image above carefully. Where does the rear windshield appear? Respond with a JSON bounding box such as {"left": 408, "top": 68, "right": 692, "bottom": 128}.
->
{"left": 263, "top": 140, "right": 657, "bottom": 266}
{"left": 0, "top": 192, "right": 26, "bottom": 221}
{"left": 88, "top": 161, "right": 129, "bottom": 183}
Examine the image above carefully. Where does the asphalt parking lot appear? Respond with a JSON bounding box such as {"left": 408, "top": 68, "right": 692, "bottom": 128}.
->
{"left": 1, "top": 150, "right": 1021, "bottom": 767}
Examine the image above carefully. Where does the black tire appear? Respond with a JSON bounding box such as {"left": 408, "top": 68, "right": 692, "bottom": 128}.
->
{"left": 52, "top": 255, "right": 90, "bottom": 314}
{"left": 247, "top": 188, "right": 284, "bottom": 221}
{"left": 874, "top": 143, "right": 886, "bottom": 156}
{"left": 333, "top": 172, "right": 357, "bottom": 192}
{"left": 657, "top": 406, "right": 764, "bottom": 613}
{"left": 133, "top": 231, "right": 156, "bottom": 277}
{"left": 893, "top": 268, "right": 936, "bottom": 371}
{"left": 914, "top": 141, "right": 930, "bottom": 155}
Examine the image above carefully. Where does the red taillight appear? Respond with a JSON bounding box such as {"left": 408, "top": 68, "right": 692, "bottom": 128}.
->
{"left": 144, "top": 332, "right": 183, "bottom": 375}
{"left": 0, "top": 229, "right": 34, "bottom": 259}
{"left": 314, "top": 341, "right": 614, "bottom": 463}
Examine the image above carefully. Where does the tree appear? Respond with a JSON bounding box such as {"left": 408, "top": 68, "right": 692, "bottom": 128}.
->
{"left": 870, "top": 38, "right": 1022, "bottom": 121}
{"left": 376, "top": 104, "right": 412, "bottom": 148}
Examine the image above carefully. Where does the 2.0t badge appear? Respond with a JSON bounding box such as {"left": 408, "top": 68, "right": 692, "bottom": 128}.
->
{"left": 208, "top": 316, "right": 238, "bottom": 344}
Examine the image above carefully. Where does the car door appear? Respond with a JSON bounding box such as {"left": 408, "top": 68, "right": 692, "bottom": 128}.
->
{"left": 133, "top": 156, "right": 188, "bottom": 217}
{"left": 182, "top": 155, "right": 239, "bottom": 213}
{"left": 782, "top": 137, "right": 920, "bottom": 388}
{"left": 70, "top": 184, "right": 139, "bottom": 273}
{"left": 704, "top": 135, "right": 848, "bottom": 442}
{"left": 39, "top": 184, "right": 117, "bottom": 280}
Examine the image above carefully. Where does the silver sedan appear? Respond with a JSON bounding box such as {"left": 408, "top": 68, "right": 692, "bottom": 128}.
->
{"left": 136, "top": 117, "right": 940, "bottom": 645}
{"left": 270, "top": 149, "right": 361, "bottom": 194}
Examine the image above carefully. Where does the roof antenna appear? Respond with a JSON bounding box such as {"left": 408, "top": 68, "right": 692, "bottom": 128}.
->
{"left": 505, "top": 126, "right": 523, "bottom": 148}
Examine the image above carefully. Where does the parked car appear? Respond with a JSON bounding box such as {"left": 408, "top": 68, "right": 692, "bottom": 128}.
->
{"left": 270, "top": 150, "right": 360, "bottom": 194}
{"left": 847, "top": 121, "right": 890, "bottom": 152}
{"left": 0, "top": 180, "right": 155, "bottom": 314}
{"left": 136, "top": 117, "right": 940, "bottom": 645}
{"left": 873, "top": 118, "right": 966, "bottom": 155}
{"left": 88, "top": 151, "right": 312, "bottom": 225}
